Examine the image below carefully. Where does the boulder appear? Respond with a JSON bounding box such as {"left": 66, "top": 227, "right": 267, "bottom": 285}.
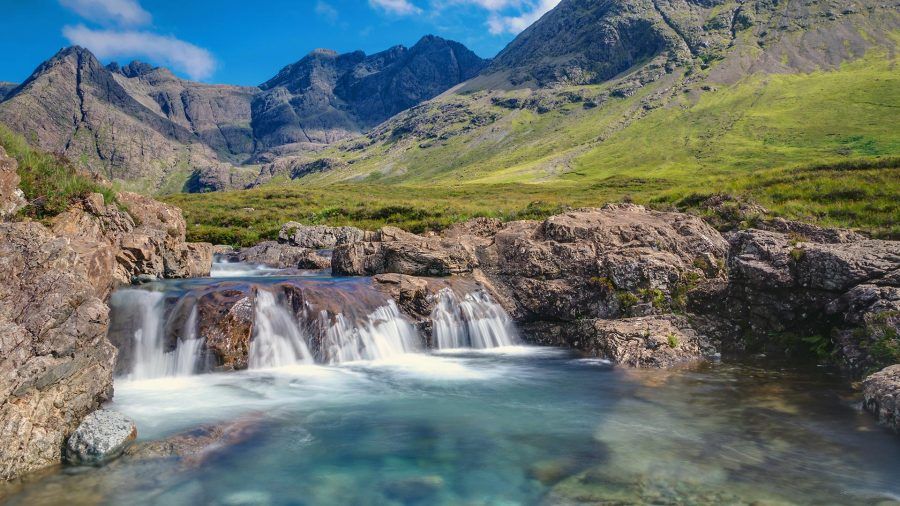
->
{"left": 0, "top": 221, "right": 116, "bottom": 480}
{"left": 235, "top": 241, "right": 330, "bottom": 269}
{"left": 0, "top": 146, "right": 26, "bottom": 219}
{"left": 65, "top": 409, "right": 137, "bottom": 465}
{"left": 278, "top": 222, "right": 373, "bottom": 249}
{"left": 523, "top": 315, "right": 711, "bottom": 368}
{"left": 863, "top": 364, "right": 900, "bottom": 433}
{"left": 198, "top": 292, "right": 254, "bottom": 371}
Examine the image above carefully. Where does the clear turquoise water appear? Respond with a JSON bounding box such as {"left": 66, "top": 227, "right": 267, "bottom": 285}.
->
{"left": 3, "top": 348, "right": 899, "bottom": 505}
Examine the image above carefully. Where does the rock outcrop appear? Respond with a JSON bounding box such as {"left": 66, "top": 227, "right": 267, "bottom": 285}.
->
{"left": 0, "top": 147, "right": 214, "bottom": 481}
{"left": 709, "top": 225, "right": 900, "bottom": 372}
{"left": 232, "top": 241, "right": 331, "bottom": 270}
{"left": 64, "top": 409, "right": 137, "bottom": 465}
{"left": 327, "top": 204, "right": 898, "bottom": 375}
{"left": 0, "top": 146, "right": 25, "bottom": 219}
{"left": 863, "top": 365, "right": 900, "bottom": 433}
{"left": 524, "top": 315, "right": 711, "bottom": 368}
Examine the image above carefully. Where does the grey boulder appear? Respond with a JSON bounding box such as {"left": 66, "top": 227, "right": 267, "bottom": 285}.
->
{"left": 65, "top": 409, "right": 137, "bottom": 465}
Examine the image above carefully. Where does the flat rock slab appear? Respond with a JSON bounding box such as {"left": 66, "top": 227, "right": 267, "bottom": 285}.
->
{"left": 65, "top": 409, "right": 137, "bottom": 465}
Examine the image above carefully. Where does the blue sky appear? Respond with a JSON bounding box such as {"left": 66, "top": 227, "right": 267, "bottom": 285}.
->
{"left": 0, "top": 0, "right": 560, "bottom": 86}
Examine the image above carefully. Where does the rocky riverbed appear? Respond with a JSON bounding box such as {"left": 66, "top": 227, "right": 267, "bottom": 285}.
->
{"left": 1, "top": 140, "right": 898, "bottom": 486}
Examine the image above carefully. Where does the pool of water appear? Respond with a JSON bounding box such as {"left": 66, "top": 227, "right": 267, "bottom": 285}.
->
{"left": 3, "top": 348, "right": 899, "bottom": 505}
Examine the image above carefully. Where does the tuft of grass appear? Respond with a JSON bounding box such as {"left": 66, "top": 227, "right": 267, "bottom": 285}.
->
{"left": 0, "top": 125, "right": 117, "bottom": 219}
{"left": 667, "top": 333, "right": 680, "bottom": 349}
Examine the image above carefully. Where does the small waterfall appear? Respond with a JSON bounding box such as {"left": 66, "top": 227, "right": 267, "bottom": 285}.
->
{"left": 431, "top": 289, "right": 520, "bottom": 349}
{"left": 173, "top": 306, "right": 202, "bottom": 376}
{"left": 249, "top": 290, "right": 314, "bottom": 368}
{"left": 113, "top": 289, "right": 203, "bottom": 380}
{"left": 321, "top": 301, "right": 420, "bottom": 363}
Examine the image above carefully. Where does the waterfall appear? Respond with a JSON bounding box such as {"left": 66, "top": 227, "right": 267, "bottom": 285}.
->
{"left": 321, "top": 301, "right": 420, "bottom": 363}
{"left": 112, "top": 278, "right": 522, "bottom": 378}
{"left": 113, "top": 289, "right": 203, "bottom": 380}
{"left": 431, "top": 289, "right": 520, "bottom": 349}
{"left": 249, "top": 290, "right": 314, "bottom": 368}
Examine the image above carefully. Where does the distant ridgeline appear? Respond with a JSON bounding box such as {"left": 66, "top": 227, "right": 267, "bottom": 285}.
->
{"left": 0, "top": 0, "right": 897, "bottom": 194}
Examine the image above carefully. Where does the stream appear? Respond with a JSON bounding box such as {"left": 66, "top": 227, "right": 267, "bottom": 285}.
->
{"left": 2, "top": 261, "right": 899, "bottom": 505}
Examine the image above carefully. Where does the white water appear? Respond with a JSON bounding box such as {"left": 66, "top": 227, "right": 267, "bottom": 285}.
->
{"left": 117, "top": 277, "right": 521, "bottom": 379}
{"left": 210, "top": 260, "right": 281, "bottom": 278}
{"left": 249, "top": 290, "right": 314, "bottom": 368}
{"left": 321, "top": 301, "right": 421, "bottom": 363}
{"left": 431, "top": 289, "right": 520, "bottom": 349}
{"left": 116, "top": 290, "right": 203, "bottom": 380}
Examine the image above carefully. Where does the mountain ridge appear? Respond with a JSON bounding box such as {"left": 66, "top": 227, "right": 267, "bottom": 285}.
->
{"left": 0, "top": 35, "right": 488, "bottom": 192}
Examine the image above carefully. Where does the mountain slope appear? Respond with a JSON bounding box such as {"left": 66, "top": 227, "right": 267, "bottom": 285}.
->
{"left": 164, "top": 0, "right": 899, "bottom": 245}
{"left": 0, "top": 36, "right": 486, "bottom": 192}
{"left": 252, "top": 35, "right": 487, "bottom": 153}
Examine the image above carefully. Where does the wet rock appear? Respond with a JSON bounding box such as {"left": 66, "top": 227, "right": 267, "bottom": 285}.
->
{"left": 65, "top": 409, "right": 137, "bottom": 465}
{"left": 863, "top": 365, "right": 900, "bottom": 433}
{"left": 524, "top": 315, "right": 710, "bottom": 368}
{"left": 125, "top": 416, "right": 261, "bottom": 468}
{"left": 383, "top": 475, "right": 444, "bottom": 502}
{"left": 198, "top": 291, "right": 254, "bottom": 371}
{"left": 278, "top": 222, "right": 372, "bottom": 249}
{"left": 720, "top": 226, "right": 899, "bottom": 370}
{"left": 0, "top": 146, "right": 26, "bottom": 219}
{"left": 235, "top": 241, "right": 330, "bottom": 270}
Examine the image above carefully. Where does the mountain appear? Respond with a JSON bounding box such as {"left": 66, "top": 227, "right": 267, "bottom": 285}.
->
{"left": 160, "top": 0, "right": 899, "bottom": 246}
{"left": 252, "top": 35, "right": 487, "bottom": 152}
{"left": 288, "top": 0, "right": 900, "bottom": 186}
{"left": 0, "top": 82, "right": 16, "bottom": 100}
{"left": 0, "top": 47, "right": 252, "bottom": 192}
{"left": 0, "top": 36, "right": 486, "bottom": 192}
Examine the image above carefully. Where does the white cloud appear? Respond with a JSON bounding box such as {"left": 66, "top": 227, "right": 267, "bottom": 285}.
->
{"left": 486, "top": 0, "right": 559, "bottom": 34}
{"left": 369, "top": 0, "right": 422, "bottom": 15}
{"left": 63, "top": 25, "right": 216, "bottom": 80}
{"left": 315, "top": 0, "right": 339, "bottom": 21}
{"left": 59, "top": 0, "right": 151, "bottom": 26}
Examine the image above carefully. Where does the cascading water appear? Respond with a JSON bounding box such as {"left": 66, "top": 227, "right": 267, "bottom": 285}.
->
{"left": 112, "top": 289, "right": 203, "bottom": 380}
{"left": 111, "top": 262, "right": 523, "bottom": 379}
{"left": 249, "top": 290, "right": 314, "bottom": 368}
{"left": 431, "top": 289, "right": 520, "bottom": 349}
{"left": 321, "top": 301, "right": 421, "bottom": 363}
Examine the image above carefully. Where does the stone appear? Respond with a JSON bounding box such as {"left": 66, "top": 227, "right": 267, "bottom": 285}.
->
{"left": 235, "top": 241, "right": 331, "bottom": 270}
{"left": 278, "top": 223, "right": 371, "bottom": 249}
{"left": 0, "top": 221, "right": 116, "bottom": 480}
{"left": 0, "top": 146, "right": 26, "bottom": 219}
{"left": 863, "top": 365, "right": 900, "bottom": 433}
{"left": 524, "top": 315, "right": 710, "bottom": 368}
{"left": 65, "top": 409, "right": 137, "bottom": 465}
{"left": 198, "top": 292, "right": 254, "bottom": 371}
{"left": 383, "top": 475, "right": 445, "bottom": 502}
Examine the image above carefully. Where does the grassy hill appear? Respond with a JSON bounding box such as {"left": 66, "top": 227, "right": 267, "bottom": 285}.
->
{"left": 166, "top": 49, "right": 900, "bottom": 246}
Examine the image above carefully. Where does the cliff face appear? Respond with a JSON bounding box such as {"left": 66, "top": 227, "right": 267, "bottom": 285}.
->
{"left": 0, "top": 148, "right": 213, "bottom": 481}
{"left": 253, "top": 35, "right": 488, "bottom": 150}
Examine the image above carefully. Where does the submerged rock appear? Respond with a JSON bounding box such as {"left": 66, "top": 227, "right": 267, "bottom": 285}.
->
{"left": 863, "top": 364, "right": 900, "bottom": 433}
{"left": 65, "top": 410, "right": 137, "bottom": 465}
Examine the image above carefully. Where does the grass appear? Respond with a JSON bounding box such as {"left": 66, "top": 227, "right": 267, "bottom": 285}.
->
{"left": 0, "top": 125, "right": 117, "bottom": 219}
{"left": 165, "top": 50, "right": 899, "bottom": 245}
{"left": 166, "top": 156, "right": 899, "bottom": 246}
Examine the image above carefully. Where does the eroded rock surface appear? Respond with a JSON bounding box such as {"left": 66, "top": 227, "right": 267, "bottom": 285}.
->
{"left": 0, "top": 146, "right": 25, "bottom": 219}
{"left": 863, "top": 365, "right": 900, "bottom": 433}
{"left": 0, "top": 149, "right": 216, "bottom": 480}
{"left": 234, "top": 241, "right": 331, "bottom": 270}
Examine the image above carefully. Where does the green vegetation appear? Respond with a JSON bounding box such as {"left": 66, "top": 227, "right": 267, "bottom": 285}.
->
{"left": 165, "top": 51, "right": 899, "bottom": 245}
{"left": 0, "top": 125, "right": 117, "bottom": 219}
{"left": 667, "top": 333, "right": 680, "bottom": 349}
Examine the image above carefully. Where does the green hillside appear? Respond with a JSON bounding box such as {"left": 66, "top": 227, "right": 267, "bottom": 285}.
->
{"left": 167, "top": 49, "right": 900, "bottom": 246}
